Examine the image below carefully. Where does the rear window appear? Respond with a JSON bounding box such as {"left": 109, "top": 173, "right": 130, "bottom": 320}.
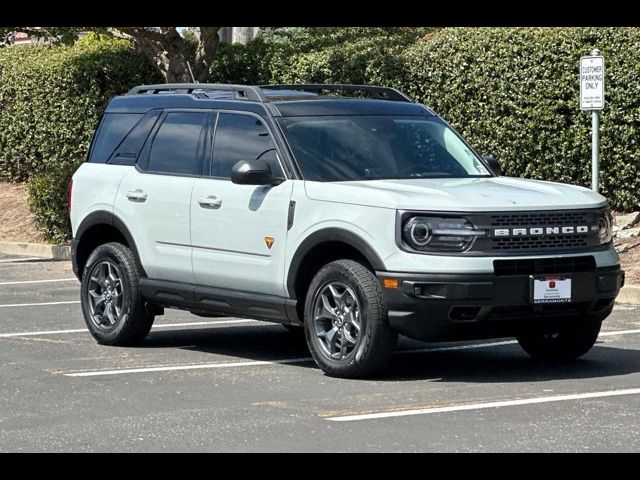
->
{"left": 146, "top": 111, "right": 208, "bottom": 176}
{"left": 88, "top": 113, "right": 143, "bottom": 163}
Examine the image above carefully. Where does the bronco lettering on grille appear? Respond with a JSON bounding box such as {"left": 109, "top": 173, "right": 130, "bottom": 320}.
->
{"left": 493, "top": 226, "right": 592, "bottom": 237}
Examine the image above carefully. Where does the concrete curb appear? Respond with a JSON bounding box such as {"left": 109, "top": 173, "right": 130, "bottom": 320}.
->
{"left": 617, "top": 285, "right": 640, "bottom": 305}
{"left": 0, "top": 242, "right": 70, "bottom": 261}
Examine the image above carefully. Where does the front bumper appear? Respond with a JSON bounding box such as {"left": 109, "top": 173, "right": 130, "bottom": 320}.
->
{"left": 377, "top": 263, "right": 624, "bottom": 341}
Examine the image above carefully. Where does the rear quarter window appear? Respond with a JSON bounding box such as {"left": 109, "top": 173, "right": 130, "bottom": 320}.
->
{"left": 88, "top": 113, "right": 143, "bottom": 163}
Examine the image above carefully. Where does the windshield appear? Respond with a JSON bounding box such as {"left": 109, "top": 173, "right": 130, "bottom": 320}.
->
{"left": 278, "top": 115, "right": 491, "bottom": 181}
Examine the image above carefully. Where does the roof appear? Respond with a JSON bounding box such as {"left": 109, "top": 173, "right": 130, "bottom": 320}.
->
{"left": 105, "top": 83, "right": 434, "bottom": 117}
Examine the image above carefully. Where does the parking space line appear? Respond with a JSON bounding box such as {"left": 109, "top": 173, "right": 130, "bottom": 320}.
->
{"left": 0, "top": 278, "right": 77, "bottom": 286}
{"left": 0, "top": 319, "right": 262, "bottom": 338}
{"left": 0, "top": 257, "right": 46, "bottom": 263}
{"left": 64, "top": 357, "right": 313, "bottom": 377}
{"left": 326, "top": 388, "right": 640, "bottom": 422}
{"left": 0, "top": 300, "right": 81, "bottom": 308}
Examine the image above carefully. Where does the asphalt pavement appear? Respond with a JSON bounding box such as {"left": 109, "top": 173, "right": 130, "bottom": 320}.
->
{"left": 1, "top": 256, "right": 639, "bottom": 452}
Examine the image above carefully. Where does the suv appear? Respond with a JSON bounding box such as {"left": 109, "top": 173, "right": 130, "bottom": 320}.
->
{"left": 70, "top": 83, "right": 624, "bottom": 378}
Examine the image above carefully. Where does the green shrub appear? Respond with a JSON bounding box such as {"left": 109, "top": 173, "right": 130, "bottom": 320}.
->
{"left": 0, "top": 35, "right": 161, "bottom": 181}
{"left": 27, "top": 161, "right": 79, "bottom": 243}
{"left": 209, "top": 27, "right": 432, "bottom": 85}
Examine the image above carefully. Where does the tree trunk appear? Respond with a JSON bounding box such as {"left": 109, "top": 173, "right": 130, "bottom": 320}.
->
{"left": 115, "top": 27, "right": 221, "bottom": 84}
{"left": 194, "top": 27, "right": 221, "bottom": 82}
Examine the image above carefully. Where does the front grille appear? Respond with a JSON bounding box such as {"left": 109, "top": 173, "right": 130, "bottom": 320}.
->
{"left": 463, "top": 208, "right": 606, "bottom": 255}
{"left": 490, "top": 211, "right": 592, "bottom": 252}
{"left": 493, "top": 256, "right": 596, "bottom": 276}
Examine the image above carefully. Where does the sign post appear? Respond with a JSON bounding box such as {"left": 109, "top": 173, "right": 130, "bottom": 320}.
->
{"left": 580, "top": 49, "right": 605, "bottom": 192}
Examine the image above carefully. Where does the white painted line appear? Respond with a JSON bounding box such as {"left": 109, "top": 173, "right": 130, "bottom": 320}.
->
{"left": 0, "top": 300, "right": 80, "bottom": 308}
{"left": 600, "top": 329, "right": 640, "bottom": 337}
{"left": 326, "top": 388, "right": 640, "bottom": 422}
{"left": 64, "top": 357, "right": 312, "bottom": 377}
{"left": 0, "top": 319, "right": 261, "bottom": 338}
{"left": 56, "top": 327, "right": 640, "bottom": 378}
{"left": 0, "top": 277, "right": 77, "bottom": 286}
{"left": 0, "top": 257, "right": 45, "bottom": 263}
{"left": 0, "top": 328, "right": 87, "bottom": 338}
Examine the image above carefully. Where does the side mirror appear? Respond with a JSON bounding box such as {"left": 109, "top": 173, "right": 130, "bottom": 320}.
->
{"left": 231, "top": 160, "right": 281, "bottom": 185}
{"left": 483, "top": 156, "right": 501, "bottom": 176}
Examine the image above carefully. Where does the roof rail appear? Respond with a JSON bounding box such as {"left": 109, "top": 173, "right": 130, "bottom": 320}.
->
{"left": 126, "top": 83, "right": 265, "bottom": 101}
{"left": 259, "top": 84, "right": 414, "bottom": 102}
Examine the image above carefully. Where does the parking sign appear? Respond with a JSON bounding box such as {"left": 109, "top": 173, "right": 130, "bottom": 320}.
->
{"left": 580, "top": 55, "right": 605, "bottom": 110}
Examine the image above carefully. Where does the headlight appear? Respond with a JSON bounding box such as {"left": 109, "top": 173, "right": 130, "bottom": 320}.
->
{"left": 401, "top": 216, "right": 484, "bottom": 252}
{"left": 597, "top": 209, "right": 613, "bottom": 245}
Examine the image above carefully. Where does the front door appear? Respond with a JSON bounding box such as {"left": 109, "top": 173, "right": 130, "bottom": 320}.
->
{"left": 191, "top": 112, "right": 293, "bottom": 296}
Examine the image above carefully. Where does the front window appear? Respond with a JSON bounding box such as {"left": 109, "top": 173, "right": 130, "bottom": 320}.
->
{"left": 278, "top": 115, "right": 491, "bottom": 182}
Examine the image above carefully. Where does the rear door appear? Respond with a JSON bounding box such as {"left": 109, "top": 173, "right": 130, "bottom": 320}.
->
{"left": 191, "top": 112, "right": 293, "bottom": 296}
{"left": 114, "top": 109, "right": 212, "bottom": 284}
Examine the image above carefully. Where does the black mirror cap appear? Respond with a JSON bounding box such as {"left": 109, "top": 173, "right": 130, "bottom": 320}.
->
{"left": 483, "top": 156, "right": 502, "bottom": 176}
{"left": 231, "top": 160, "right": 278, "bottom": 185}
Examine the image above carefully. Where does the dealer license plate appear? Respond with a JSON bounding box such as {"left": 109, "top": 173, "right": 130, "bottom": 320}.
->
{"left": 531, "top": 276, "right": 572, "bottom": 304}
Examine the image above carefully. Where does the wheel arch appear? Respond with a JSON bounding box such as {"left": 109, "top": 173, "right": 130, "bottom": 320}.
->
{"left": 286, "top": 228, "right": 386, "bottom": 320}
{"left": 74, "top": 211, "right": 146, "bottom": 280}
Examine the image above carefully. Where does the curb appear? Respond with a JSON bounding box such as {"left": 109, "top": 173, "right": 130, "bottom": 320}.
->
{"left": 0, "top": 242, "right": 71, "bottom": 261}
{"left": 617, "top": 285, "right": 640, "bottom": 305}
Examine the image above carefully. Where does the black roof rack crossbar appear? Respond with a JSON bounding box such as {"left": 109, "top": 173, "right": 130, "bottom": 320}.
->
{"left": 127, "top": 83, "right": 265, "bottom": 101}
{"left": 259, "top": 84, "right": 414, "bottom": 102}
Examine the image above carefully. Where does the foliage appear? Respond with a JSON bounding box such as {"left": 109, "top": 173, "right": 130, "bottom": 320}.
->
{"left": 0, "top": 36, "right": 160, "bottom": 181}
{"left": 27, "top": 162, "right": 78, "bottom": 243}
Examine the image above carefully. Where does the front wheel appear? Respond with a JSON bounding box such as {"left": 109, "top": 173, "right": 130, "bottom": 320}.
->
{"left": 80, "top": 242, "right": 155, "bottom": 346}
{"left": 304, "top": 259, "right": 397, "bottom": 378}
{"left": 517, "top": 316, "right": 602, "bottom": 361}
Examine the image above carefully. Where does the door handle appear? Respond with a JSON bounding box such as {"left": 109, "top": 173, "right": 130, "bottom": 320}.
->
{"left": 197, "top": 196, "right": 222, "bottom": 209}
{"left": 126, "top": 189, "right": 147, "bottom": 202}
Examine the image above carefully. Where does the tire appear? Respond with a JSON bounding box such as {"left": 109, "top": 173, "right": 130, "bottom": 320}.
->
{"left": 304, "top": 259, "right": 397, "bottom": 378}
{"left": 516, "top": 315, "right": 602, "bottom": 362}
{"left": 80, "top": 242, "right": 155, "bottom": 346}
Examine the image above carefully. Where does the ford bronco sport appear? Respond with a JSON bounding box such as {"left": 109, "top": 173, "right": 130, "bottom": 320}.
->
{"left": 70, "top": 83, "right": 624, "bottom": 378}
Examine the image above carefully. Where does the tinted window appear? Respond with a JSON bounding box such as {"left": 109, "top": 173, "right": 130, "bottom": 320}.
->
{"left": 109, "top": 110, "right": 161, "bottom": 165}
{"left": 147, "top": 111, "right": 208, "bottom": 175}
{"left": 211, "top": 114, "right": 279, "bottom": 178}
{"left": 89, "top": 113, "right": 142, "bottom": 163}
{"left": 278, "top": 115, "right": 490, "bottom": 182}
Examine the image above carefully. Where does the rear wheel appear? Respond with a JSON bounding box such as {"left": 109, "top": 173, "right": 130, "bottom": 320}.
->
{"left": 80, "top": 242, "right": 155, "bottom": 346}
{"left": 517, "top": 315, "right": 602, "bottom": 361}
{"left": 304, "top": 259, "right": 397, "bottom": 378}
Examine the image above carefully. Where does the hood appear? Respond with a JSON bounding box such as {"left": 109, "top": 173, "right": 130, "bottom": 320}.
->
{"left": 304, "top": 177, "right": 608, "bottom": 212}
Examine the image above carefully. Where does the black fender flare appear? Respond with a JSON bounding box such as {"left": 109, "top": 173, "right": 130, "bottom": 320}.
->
{"left": 74, "top": 210, "right": 146, "bottom": 277}
{"left": 286, "top": 228, "right": 386, "bottom": 298}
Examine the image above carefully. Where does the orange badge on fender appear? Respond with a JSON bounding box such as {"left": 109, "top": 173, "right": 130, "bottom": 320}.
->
{"left": 264, "top": 236, "right": 275, "bottom": 249}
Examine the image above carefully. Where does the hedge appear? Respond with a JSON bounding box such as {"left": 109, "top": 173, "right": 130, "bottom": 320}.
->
{"left": 0, "top": 35, "right": 161, "bottom": 181}
{"left": 210, "top": 27, "right": 640, "bottom": 211}
{"left": 0, "top": 35, "right": 161, "bottom": 241}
